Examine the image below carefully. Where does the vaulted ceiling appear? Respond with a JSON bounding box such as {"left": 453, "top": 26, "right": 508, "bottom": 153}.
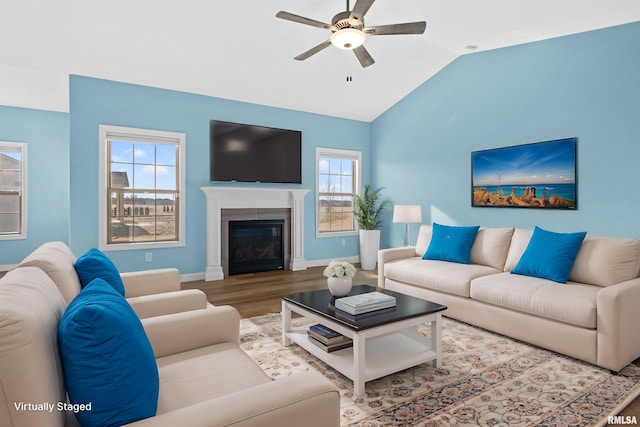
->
{"left": 1, "top": 0, "right": 639, "bottom": 121}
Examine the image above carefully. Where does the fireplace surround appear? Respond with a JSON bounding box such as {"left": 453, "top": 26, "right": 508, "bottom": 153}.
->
{"left": 201, "top": 187, "right": 309, "bottom": 281}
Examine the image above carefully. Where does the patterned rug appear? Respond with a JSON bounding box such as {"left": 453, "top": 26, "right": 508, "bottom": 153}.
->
{"left": 239, "top": 314, "right": 640, "bottom": 426}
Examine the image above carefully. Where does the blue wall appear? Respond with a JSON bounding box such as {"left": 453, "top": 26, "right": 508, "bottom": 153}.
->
{"left": 0, "top": 105, "right": 70, "bottom": 264}
{"left": 372, "top": 22, "right": 640, "bottom": 248}
{"left": 69, "top": 76, "right": 371, "bottom": 273}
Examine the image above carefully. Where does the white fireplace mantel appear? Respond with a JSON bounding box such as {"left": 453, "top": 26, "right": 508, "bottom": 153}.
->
{"left": 201, "top": 187, "right": 310, "bottom": 281}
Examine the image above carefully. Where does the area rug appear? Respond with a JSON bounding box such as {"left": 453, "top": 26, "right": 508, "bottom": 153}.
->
{"left": 239, "top": 314, "right": 640, "bottom": 426}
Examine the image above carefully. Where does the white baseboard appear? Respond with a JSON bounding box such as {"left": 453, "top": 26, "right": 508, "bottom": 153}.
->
{"left": 304, "top": 255, "right": 360, "bottom": 268}
{"left": 0, "top": 264, "right": 16, "bottom": 272}
{"left": 179, "top": 256, "right": 360, "bottom": 283}
{"left": 5, "top": 261, "right": 361, "bottom": 282}
{"left": 180, "top": 272, "right": 206, "bottom": 282}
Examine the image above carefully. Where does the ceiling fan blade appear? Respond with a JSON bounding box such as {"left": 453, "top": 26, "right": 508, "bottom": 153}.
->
{"left": 276, "top": 11, "right": 332, "bottom": 30}
{"left": 294, "top": 40, "right": 332, "bottom": 61}
{"left": 349, "top": 0, "right": 375, "bottom": 23}
{"left": 364, "top": 21, "right": 427, "bottom": 35}
{"left": 353, "top": 45, "right": 375, "bottom": 68}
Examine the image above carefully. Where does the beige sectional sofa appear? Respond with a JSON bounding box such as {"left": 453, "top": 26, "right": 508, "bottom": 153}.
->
{"left": 1, "top": 243, "right": 340, "bottom": 426}
{"left": 378, "top": 225, "right": 640, "bottom": 372}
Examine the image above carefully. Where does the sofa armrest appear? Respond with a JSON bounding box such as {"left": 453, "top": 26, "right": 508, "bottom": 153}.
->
{"left": 124, "top": 371, "right": 340, "bottom": 427}
{"left": 377, "top": 247, "right": 417, "bottom": 288}
{"left": 127, "top": 289, "right": 209, "bottom": 319}
{"left": 121, "top": 268, "right": 181, "bottom": 297}
{"left": 142, "top": 305, "right": 240, "bottom": 358}
{"left": 597, "top": 277, "right": 640, "bottom": 371}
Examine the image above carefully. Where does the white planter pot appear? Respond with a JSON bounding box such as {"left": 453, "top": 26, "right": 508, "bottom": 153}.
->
{"left": 359, "top": 229, "right": 380, "bottom": 271}
{"left": 327, "top": 276, "right": 353, "bottom": 297}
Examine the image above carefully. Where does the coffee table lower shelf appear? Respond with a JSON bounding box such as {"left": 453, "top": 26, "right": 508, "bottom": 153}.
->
{"left": 286, "top": 326, "right": 437, "bottom": 388}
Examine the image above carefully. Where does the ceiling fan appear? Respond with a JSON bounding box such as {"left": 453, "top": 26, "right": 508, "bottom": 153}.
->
{"left": 276, "top": 0, "right": 426, "bottom": 68}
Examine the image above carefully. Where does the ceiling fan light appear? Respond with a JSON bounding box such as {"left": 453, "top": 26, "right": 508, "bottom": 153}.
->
{"left": 330, "top": 28, "right": 366, "bottom": 50}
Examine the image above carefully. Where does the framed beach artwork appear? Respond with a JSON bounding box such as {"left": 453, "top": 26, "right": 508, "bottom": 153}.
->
{"left": 471, "top": 138, "right": 577, "bottom": 209}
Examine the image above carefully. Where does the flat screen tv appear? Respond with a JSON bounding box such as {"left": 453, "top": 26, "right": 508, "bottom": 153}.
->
{"left": 210, "top": 120, "right": 302, "bottom": 184}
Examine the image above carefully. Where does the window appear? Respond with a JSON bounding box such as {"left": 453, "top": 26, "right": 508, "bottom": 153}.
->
{"left": 316, "top": 148, "right": 361, "bottom": 237}
{"left": 99, "top": 125, "right": 185, "bottom": 250}
{"left": 0, "top": 141, "right": 27, "bottom": 240}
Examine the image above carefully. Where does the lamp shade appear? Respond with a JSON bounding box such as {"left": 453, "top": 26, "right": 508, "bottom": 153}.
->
{"left": 392, "top": 205, "right": 422, "bottom": 224}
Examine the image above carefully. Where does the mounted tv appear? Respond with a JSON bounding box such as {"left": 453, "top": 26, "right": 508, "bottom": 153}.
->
{"left": 210, "top": 120, "right": 302, "bottom": 184}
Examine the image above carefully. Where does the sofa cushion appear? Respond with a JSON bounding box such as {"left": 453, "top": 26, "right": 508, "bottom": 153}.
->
{"left": 470, "top": 272, "right": 598, "bottom": 329}
{"left": 58, "top": 278, "right": 159, "bottom": 427}
{"left": 415, "top": 225, "right": 433, "bottom": 257}
{"left": 0, "top": 267, "right": 68, "bottom": 427}
{"left": 16, "top": 241, "right": 81, "bottom": 304}
{"left": 503, "top": 228, "right": 533, "bottom": 272}
{"left": 385, "top": 257, "right": 501, "bottom": 297}
{"left": 470, "top": 227, "right": 515, "bottom": 270}
{"left": 74, "top": 247, "right": 126, "bottom": 296}
{"left": 155, "top": 343, "right": 271, "bottom": 415}
{"left": 423, "top": 223, "right": 480, "bottom": 264}
{"left": 511, "top": 226, "right": 586, "bottom": 283}
{"left": 416, "top": 225, "right": 515, "bottom": 270}
{"left": 568, "top": 235, "right": 640, "bottom": 287}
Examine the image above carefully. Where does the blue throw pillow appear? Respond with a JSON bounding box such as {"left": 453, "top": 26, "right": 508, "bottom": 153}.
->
{"left": 423, "top": 223, "right": 480, "bottom": 264}
{"left": 75, "top": 248, "right": 125, "bottom": 296}
{"left": 511, "top": 226, "right": 587, "bottom": 283}
{"left": 58, "top": 279, "right": 159, "bottom": 427}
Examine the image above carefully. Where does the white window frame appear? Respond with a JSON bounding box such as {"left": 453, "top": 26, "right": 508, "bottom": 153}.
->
{"left": 98, "top": 125, "right": 186, "bottom": 251}
{"left": 315, "top": 147, "right": 362, "bottom": 238}
{"left": 0, "top": 141, "right": 27, "bottom": 240}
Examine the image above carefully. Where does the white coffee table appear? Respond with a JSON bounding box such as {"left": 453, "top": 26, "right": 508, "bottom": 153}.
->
{"left": 282, "top": 285, "right": 447, "bottom": 397}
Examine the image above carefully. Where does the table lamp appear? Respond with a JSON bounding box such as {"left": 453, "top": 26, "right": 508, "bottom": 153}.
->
{"left": 392, "top": 205, "right": 422, "bottom": 246}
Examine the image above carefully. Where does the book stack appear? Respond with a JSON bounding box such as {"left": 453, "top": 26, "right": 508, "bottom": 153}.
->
{"left": 307, "top": 324, "right": 353, "bottom": 352}
{"left": 335, "top": 292, "right": 396, "bottom": 315}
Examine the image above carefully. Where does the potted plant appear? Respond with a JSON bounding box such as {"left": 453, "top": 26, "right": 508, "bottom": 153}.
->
{"left": 353, "top": 184, "right": 389, "bottom": 270}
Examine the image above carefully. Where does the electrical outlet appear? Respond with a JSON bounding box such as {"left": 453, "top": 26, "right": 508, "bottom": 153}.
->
{"left": 341, "top": 238, "right": 346, "bottom": 246}
{"left": 145, "top": 252, "right": 152, "bottom": 262}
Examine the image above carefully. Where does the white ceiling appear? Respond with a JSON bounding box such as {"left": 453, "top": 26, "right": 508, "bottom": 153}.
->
{"left": 1, "top": 0, "right": 639, "bottom": 121}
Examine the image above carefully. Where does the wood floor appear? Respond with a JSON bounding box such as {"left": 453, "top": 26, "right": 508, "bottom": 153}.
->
{"left": 182, "top": 266, "right": 639, "bottom": 421}
{"left": 181, "top": 265, "right": 378, "bottom": 318}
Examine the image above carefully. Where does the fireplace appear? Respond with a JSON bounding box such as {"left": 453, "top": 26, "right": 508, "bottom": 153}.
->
{"left": 228, "top": 220, "right": 284, "bottom": 275}
{"left": 201, "top": 187, "right": 309, "bottom": 281}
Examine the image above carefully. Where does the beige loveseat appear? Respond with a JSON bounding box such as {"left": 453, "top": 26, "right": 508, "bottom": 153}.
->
{"left": 378, "top": 225, "right": 640, "bottom": 372}
{"left": 0, "top": 266, "right": 340, "bottom": 427}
